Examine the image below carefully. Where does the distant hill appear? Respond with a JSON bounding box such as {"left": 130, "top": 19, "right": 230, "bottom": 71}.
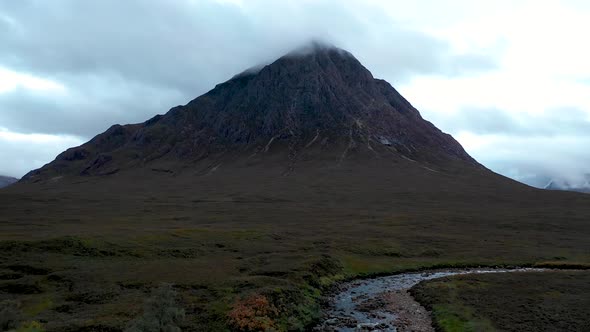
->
{"left": 0, "top": 175, "right": 18, "bottom": 188}
{"left": 545, "top": 175, "right": 590, "bottom": 193}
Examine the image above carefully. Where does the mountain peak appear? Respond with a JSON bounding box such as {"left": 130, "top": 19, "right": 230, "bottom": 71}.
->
{"left": 22, "top": 46, "right": 478, "bottom": 182}
{"left": 286, "top": 40, "right": 348, "bottom": 56}
{"left": 233, "top": 41, "right": 363, "bottom": 81}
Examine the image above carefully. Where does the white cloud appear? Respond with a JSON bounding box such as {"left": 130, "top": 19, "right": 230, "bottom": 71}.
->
{"left": 0, "top": 67, "right": 66, "bottom": 94}
{"left": 456, "top": 131, "right": 590, "bottom": 186}
{"left": 0, "top": 127, "right": 84, "bottom": 178}
{"left": 390, "top": 0, "right": 590, "bottom": 187}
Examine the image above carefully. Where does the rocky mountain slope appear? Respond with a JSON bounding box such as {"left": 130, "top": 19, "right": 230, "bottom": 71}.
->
{"left": 22, "top": 43, "right": 477, "bottom": 183}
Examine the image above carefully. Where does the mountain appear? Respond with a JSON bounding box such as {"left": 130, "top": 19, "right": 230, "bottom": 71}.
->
{"left": 0, "top": 175, "right": 17, "bottom": 188}
{"left": 22, "top": 43, "right": 477, "bottom": 183}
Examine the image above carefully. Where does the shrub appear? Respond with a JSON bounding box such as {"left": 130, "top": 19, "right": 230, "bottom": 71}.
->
{"left": 125, "top": 284, "right": 185, "bottom": 332}
{"left": 0, "top": 300, "right": 21, "bottom": 331}
{"left": 227, "top": 294, "right": 278, "bottom": 331}
{"left": 16, "top": 321, "right": 45, "bottom": 332}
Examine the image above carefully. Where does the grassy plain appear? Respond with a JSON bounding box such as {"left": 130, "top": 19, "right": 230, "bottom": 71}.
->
{"left": 1, "top": 158, "right": 589, "bottom": 331}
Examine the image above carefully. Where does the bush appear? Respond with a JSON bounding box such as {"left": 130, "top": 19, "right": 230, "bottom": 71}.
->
{"left": 0, "top": 300, "right": 21, "bottom": 331}
{"left": 227, "top": 294, "right": 278, "bottom": 331}
{"left": 125, "top": 284, "right": 185, "bottom": 332}
{"left": 16, "top": 321, "right": 45, "bottom": 332}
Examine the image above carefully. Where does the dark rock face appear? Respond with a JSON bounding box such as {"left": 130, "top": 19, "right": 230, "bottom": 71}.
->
{"left": 22, "top": 44, "right": 478, "bottom": 182}
{"left": 0, "top": 176, "right": 18, "bottom": 188}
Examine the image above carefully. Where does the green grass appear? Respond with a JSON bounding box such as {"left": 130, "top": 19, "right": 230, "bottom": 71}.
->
{"left": 432, "top": 304, "right": 495, "bottom": 332}
{"left": 22, "top": 296, "right": 53, "bottom": 317}
{"left": 411, "top": 271, "right": 590, "bottom": 332}
{"left": 16, "top": 321, "right": 46, "bottom": 332}
{"left": 411, "top": 276, "right": 497, "bottom": 331}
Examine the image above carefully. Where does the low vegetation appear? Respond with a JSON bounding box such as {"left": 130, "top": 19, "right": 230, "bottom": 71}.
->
{"left": 411, "top": 271, "right": 590, "bottom": 332}
{"left": 227, "top": 294, "right": 277, "bottom": 331}
{"left": 2, "top": 165, "right": 590, "bottom": 331}
{"left": 125, "top": 284, "right": 184, "bottom": 332}
{"left": 1, "top": 300, "right": 45, "bottom": 332}
{"left": 0, "top": 300, "right": 21, "bottom": 331}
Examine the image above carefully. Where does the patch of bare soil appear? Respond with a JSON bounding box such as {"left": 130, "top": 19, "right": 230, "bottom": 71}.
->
{"left": 381, "top": 290, "right": 433, "bottom": 332}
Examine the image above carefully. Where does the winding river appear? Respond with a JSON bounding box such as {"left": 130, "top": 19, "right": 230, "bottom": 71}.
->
{"left": 314, "top": 268, "right": 546, "bottom": 331}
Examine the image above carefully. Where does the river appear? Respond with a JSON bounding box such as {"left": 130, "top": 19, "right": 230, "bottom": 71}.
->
{"left": 314, "top": 268, "right": 546, "bottom": 331}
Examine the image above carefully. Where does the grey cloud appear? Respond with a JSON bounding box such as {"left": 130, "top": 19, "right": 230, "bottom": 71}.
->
{"left": 430, "top": 107, "right": 590, "bottom": 188}
{"left": 0, "top": 131, "right": 83, "bottom": 178}
{"left": 0, "top": 75, "right": 185, "bottom": 137}
{"left": 0, "top": 0, "right": 498, "bottom": 138}
{"left": 449, "top": 108, "right": 525, "bottom": 135}
{"left": 434, "top": 107, "right": 590, "bottom": 137}
{"left": 473, "top": 136, "right": 590, "bottom": 188}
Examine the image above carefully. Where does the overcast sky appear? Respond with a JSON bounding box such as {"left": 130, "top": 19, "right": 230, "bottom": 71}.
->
{"left": 1, "top": 0, "right": 589, "bottom": 187}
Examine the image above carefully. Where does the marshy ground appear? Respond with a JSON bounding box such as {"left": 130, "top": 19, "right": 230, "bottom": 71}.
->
{"left": 411, "top": 270, "right": 590, "bottom": 332}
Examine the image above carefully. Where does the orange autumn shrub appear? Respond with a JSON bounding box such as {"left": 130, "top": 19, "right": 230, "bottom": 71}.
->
{"left": 227, "top": 294, "right": 278, "bottom": 331}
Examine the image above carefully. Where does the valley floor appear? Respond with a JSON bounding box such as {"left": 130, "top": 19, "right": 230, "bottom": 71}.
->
{"left": 1, "top": 165, "right": 590, "bottom": 331}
